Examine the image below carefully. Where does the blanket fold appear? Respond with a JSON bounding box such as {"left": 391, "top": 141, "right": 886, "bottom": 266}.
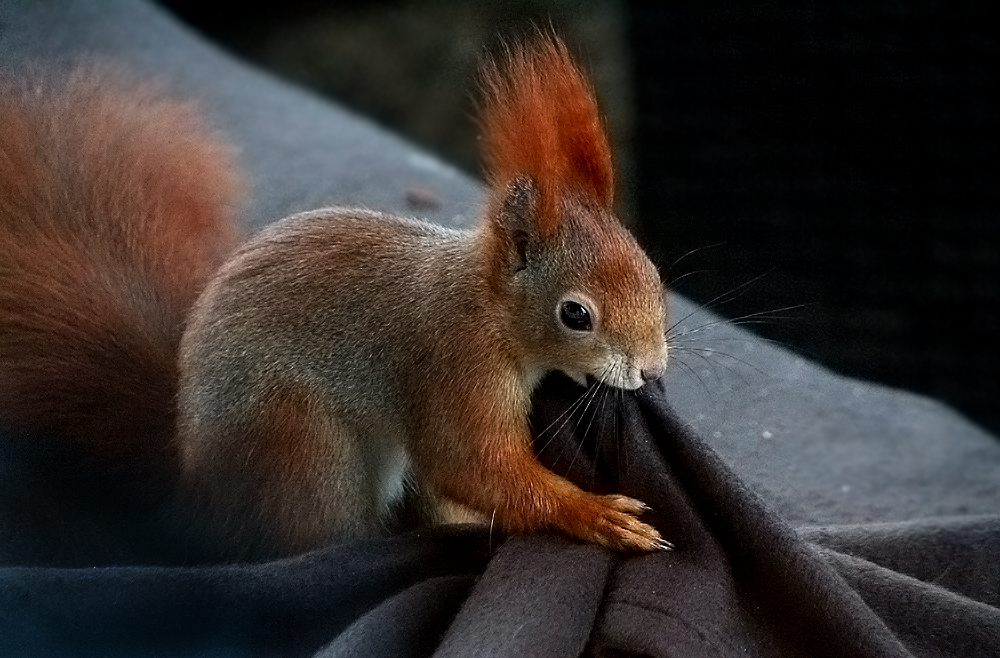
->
{"left": 4, "top": 377, "right": 997, "bottom": 657}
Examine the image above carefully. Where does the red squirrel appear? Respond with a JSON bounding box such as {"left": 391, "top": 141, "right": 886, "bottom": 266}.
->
{"left": 1, "top": 36, "right": 670, "bottom": 560}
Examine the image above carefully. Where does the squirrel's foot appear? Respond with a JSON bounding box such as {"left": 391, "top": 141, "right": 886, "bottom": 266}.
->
{"left": 569, "top": 493, "right": 672, "bottom": 552}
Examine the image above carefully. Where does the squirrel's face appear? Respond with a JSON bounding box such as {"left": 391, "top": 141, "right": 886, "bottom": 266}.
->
{"left": 551, "top": 284, "right": 667, "bottom": 390}
{"left": 508, "top": 199, "right": 669, "bottom": 391}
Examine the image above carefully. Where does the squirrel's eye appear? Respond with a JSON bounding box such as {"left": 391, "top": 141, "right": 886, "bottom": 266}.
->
{"left": 559, "top": 300, "right": 593, "bottom": 332}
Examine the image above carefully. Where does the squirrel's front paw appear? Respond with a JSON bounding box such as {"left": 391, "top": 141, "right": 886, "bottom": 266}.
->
{"left": 574, "top": 494, "right": 673, "bottom": 552}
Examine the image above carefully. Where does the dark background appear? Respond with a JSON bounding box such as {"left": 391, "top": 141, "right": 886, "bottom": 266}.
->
{"left": 160, "top": 0, "right": 998, "bottom": 435}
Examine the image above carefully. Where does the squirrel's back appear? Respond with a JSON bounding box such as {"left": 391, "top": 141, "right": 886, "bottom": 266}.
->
{"left": 0, "top": 65, "right": 241, "bottom": 476}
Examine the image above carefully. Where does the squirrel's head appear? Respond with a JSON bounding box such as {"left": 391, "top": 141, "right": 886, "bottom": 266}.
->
{"left": 483, "top": 178, "right": 668, "bottom": 391}
{"left": 478, "top": 34, "right": 667, "bottom": 391}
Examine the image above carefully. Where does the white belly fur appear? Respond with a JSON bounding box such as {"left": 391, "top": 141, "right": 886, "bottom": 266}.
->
{"left": 377, "top": 444, "right": 411, "bottom": 512}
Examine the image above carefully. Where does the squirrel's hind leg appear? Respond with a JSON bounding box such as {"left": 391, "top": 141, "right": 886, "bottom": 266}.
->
{"left": 176, "top": 383, "right": 385, "bottom": 560}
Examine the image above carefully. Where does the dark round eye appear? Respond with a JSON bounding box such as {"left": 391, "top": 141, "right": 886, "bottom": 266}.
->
{"left": 559, "top": 300, "right": 593, "bottom": 331}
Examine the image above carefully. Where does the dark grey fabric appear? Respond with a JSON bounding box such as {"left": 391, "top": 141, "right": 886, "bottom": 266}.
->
{"left": 2, "top": 1, "right": 999, "bottom": 656}
{"left": 4, "top": 375, "right": 998, "bottom": 657}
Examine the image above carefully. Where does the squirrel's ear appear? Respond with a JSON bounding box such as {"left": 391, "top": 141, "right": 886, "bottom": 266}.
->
{"left": 491, "top": 176, "right": 540, "bottom": 273}
{"left": 479, "top": 34, "right": 613, "bottom": 241}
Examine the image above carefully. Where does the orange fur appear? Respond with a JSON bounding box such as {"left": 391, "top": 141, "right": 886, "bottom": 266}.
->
{"left": 169, "top": 35, "right": 668, "bottom": 558}
{"left": 0, "top": 65, "right": 241, "bottom": 472}
{"left": 479, "top": 34, "right": 614, "bottom": 238}
{"left": 1, "top": 39, "right": 668, "bottom": 559}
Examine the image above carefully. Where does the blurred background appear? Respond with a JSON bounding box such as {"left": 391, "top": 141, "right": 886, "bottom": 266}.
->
{"left": 159, "top": 0, "right": 998, "bottom": 435}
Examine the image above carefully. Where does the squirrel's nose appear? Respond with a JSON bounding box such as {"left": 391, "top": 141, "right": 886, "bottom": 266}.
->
{"left": 641, "top": 363, "right": 666, "bottom": 382}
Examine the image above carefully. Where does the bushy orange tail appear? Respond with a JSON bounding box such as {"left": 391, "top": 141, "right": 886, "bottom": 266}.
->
{"left": 0, "top": 65, "right": 241, "bottom": 474}
{"left": 478, "top": 33, "right": 614, "bottom": 238}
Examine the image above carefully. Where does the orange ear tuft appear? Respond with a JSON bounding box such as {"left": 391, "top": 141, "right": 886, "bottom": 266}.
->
{"left": 479, "top": 34, "right": 613, "bottom": 238}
